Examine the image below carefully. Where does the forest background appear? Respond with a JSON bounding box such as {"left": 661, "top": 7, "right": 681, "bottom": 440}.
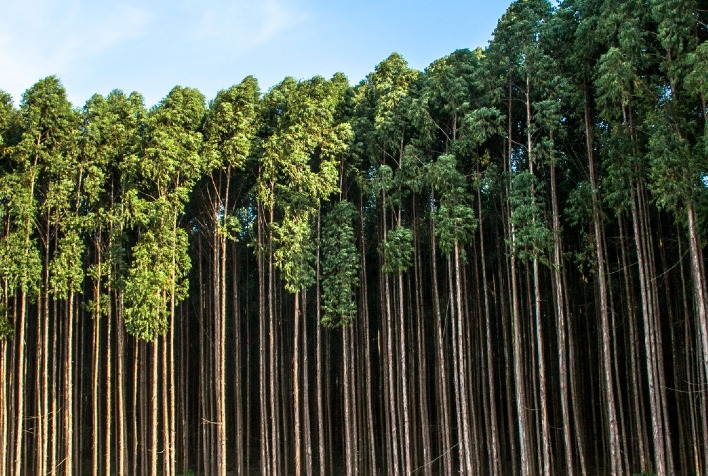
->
{"left": 1, "top": 0, "right": 707, "bottom": 475}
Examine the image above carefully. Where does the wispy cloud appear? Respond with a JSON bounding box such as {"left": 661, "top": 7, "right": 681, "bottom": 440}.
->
{"left": 188, "top": 0, "right": 309, "bottom": 50}
{"left": 0, "top": 0, "right": 149, "bottom": 103}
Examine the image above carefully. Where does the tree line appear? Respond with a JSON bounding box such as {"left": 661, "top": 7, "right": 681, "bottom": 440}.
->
{"left": 1, "top": 0, "right": 706, "bottom": 474}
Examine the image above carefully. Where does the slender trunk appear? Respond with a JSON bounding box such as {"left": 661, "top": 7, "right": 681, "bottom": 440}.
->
{"left": 180, "top": 302, "right": 189, "bottom": 474}
{"left": 106, "top": 282, "right": 113, "bottom": 474}
{"left": 564, "top": 257, "right": 587, "bottom": 476}
{"left": 360, "top": 196, "right": 377, "bottom": 474}
{"left": 161, "top": 328, "right": 170, "bottom": 476}
{"left": 619, "top": 216, "right": 649, "bottom": 470}
{"left": 382, "top": 193, "right": 400, "bottom": 476}
{"left": 343, "top": 324, "right": 354, "bottom": 475}
{"left": 34, "top": 294, "right": 43, "bottom": 476}
{"left": 429, "top": 198, "right": 452, "bottom": 475}
{"left": 258, "top": 210, "right": 271, "bottom": 475}
{"left": 132, "top": 340, "right": 140, "bottom": 476}
{"left": 525, "top": 73, "right": 551, "bottom": 476}
{"left": 315, "top": 213, "right": 326, "bottom": 476}
{"left": 454, "top": 241, "right": 473, "bottom": 474}
{"left": 233, "top": 240, "right": 245, "bottom": 476}
{"left": 117, "top": 291, "right": 127, "bottom": 476}
{"left": 316, "top": 211, "right": 326, "bottom": 476}
{"left": 0, "top": 331, "right": 7, "bottom": 476}
{"left": 198, "top": 237, "right": 208, "bottom": 474}
{"left": 92, "top": 290, "right": 101, "bottom": 476}
{"left": 510, "top": 250, "right": 532, "bottom": 476}
{"left": 38, "top": 251, "right": 50, "bottom": 476}
{"left": 215, "top": 228, "right": 226, "bottom": 476}
{"left": 397, "top": 268, "right": 412, "bottom": 475}
{"left": 0, "top": 321, "right": 7, "bottom": 476}
{"left": 550, "top": 159, "right": 573, "bottom": 475}
{"left": 585, "top": 88, "right": 622, "bottom": 474}
{"left": 687, "top": 203, "right": 708, "bottom": 392}
{"left": 151, "top": 339, "right": 159, "bottom": 476}
{"left": 348, "top": 316, "right": 360, "bottom": 476}
{"left": 64, "top": 291, "right": 75, "bottom": 476}
{"left": 302, "top": 291, "right": 313, "bottom": 476}
{"left": 268, "top": 204, "right": 280, "bottom": 475}
{"left": 169, "top": 294, "right": 177, "bottom": 476}
{"left": 294, "top": 291, "right": 302, "bottom": 476}
{"left": 13, "top": 291, "right": 27, "bottom": 476}
{"left": 413, "top": 201, "right": 432, "bottom": 476}
{"left": 630, "top": 183, "right": 667, "bottom": 475}
{"left": 480, "top": 204, "right": 500, "bottom": 476}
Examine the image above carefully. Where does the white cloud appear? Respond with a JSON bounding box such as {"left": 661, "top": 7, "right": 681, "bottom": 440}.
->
{"left": 188, "top": 0, "right": 309, "bottom": 50}
{"left": 0, "top": 0, "right": 149, "bottom": 103}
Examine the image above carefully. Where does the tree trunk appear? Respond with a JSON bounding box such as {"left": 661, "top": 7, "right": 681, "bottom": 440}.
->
{"left": 550, "top": 159, "right": 573, "bottom": 475}
{"left": 151, "top": 339, "right": 159, "bottom": 476}
{"left": 454, "top": 241, "right": 473, "bottom": 474}
{"left": 302, "top": 291, "right": 313, "bottom": 476}
{"left": 359, "top": 196, "right": 377, "bottom": 474}
{"left": 630, "top": 178, "right": 669, "bottom": 475}
{"left": 316, "top": 211, "right": 326, "bottom": 476}
{"left": 215, "top": 228, "right": 227, "bottom": 476}
{"left": 397, "top": 268, "right": 412, "bottom": 476}
{"left": 0, "top": 330, "right": 7, "bottom": 476}
{"left": 105, "top": 281, "right": 113, "bottom": 475}
{"left": 64, "top": 291, "right": 75, "bottom": 476}
{"left": 13, "top": 291, "right": 27, "bottom": 476}
{"left": 116, "top": 291, "right": 127, "bottom": 476}
{"left": 92, "top": 289, "right": 102, "bottom": 476}
{"left": 687, "top": 203, "right": 708, "bottom": 396}
{"left": 584, "top": 89, "right": 622, "bottom": 474}
{"left": 293, "top": 291, "right": 302, "bottom": 476}
{"left": 258, "top": 210, "right": 271, "bottom": 475}
{"left": 412, "top": 201, "right": 432, "bottom": 476}
{"left": 233, "top": 239, "right": 245, "bottom": 476}
{"left": 382, "top": 193, "right": 400, "bottom": 476}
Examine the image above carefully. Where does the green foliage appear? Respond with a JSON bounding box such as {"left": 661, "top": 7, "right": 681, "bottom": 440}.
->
{"left": 368, "top": 53, "right": 419, "bottom": 132}
{"left": 685, "top": 42, "right": 708, "bottom": 100}
{"left": 462, "top": 107, "right": 504, "bottom": 148}
{"left": 124, "top": 225, "right": 190, "bottom": 341}
{"left": 566, "top": 181, "right": 593, "bottom": 228}
{"left": 123, "top": 229, "right": 170, "bottom": 340}
{"left": 273, "top": 209, "right": 316, "bottom": 293}
{"left": 258, "top": 75, "right": 353, "bottom": 298}
{"left": 321, "top": 201, "right": 360, "bottom": 327}
{"left": 0, "top": 231, "right": 41, "bottom": 296}
{"left": 426, "top": 154, "right": 476, "bottom": 254}
{"left": 380, "top": 225, "right": 414, "bottom": 274}
{"left": 141, "top": 86, "right": 206, "bottom": 206}
{"left": 0, "top": 313, "right": 12, "bottom": 339}
{"left": 434, "top": 203, "right": 476, "bottom": 256}
{"left": 426, "top": 154, "right": 467, "bottom": 202}
{"left": 595, "top": 47, "right": 640, "bottom": 119}
{"left": 509, "top": 171, "right": 552, "bottom": 261}
{"left": 0, "top": 90, "right": 17, "bottom": 150}
{"left": 49, "top": 229, "right": 85, "bottom": 299}
{"left": 203, "top": 76, "right": 260, "bottom": 172}
{"left": 353, "top": 53, "right": 418, "bottom": 167}
{"left": 647, "top": 110, "right": 705, "bottom": 215}
{"left": 259, "top": 75, "right": 351, "bottom": 210}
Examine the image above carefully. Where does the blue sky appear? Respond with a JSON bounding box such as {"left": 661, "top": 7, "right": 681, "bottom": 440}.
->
{"left": 1, "top": 0, "right": 516, "bottom": 108}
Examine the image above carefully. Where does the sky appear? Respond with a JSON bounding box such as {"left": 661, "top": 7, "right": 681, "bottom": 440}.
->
{"left": 1, "top": 0, "right": 517, "bottom": 108}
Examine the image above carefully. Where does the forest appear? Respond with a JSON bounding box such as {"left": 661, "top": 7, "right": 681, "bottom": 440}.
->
{"left": 1, "top": 0, "right": 707, "bottom": 474}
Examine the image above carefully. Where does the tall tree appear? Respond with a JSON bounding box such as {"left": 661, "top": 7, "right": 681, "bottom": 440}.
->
{"left": 202, "top": 75, "right": 260, "bottom": 476}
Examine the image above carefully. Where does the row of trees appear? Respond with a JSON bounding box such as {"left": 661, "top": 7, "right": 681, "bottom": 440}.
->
{"left": 1, "top": 0, "right": 706, "bottom": 474}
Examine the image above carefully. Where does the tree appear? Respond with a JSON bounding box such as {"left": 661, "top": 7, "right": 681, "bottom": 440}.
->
{"left": 202, "top": 75, "right": 260, "bottom": 476}
{"left": 124, "top": 85, "right": 206, "bottom": 475}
